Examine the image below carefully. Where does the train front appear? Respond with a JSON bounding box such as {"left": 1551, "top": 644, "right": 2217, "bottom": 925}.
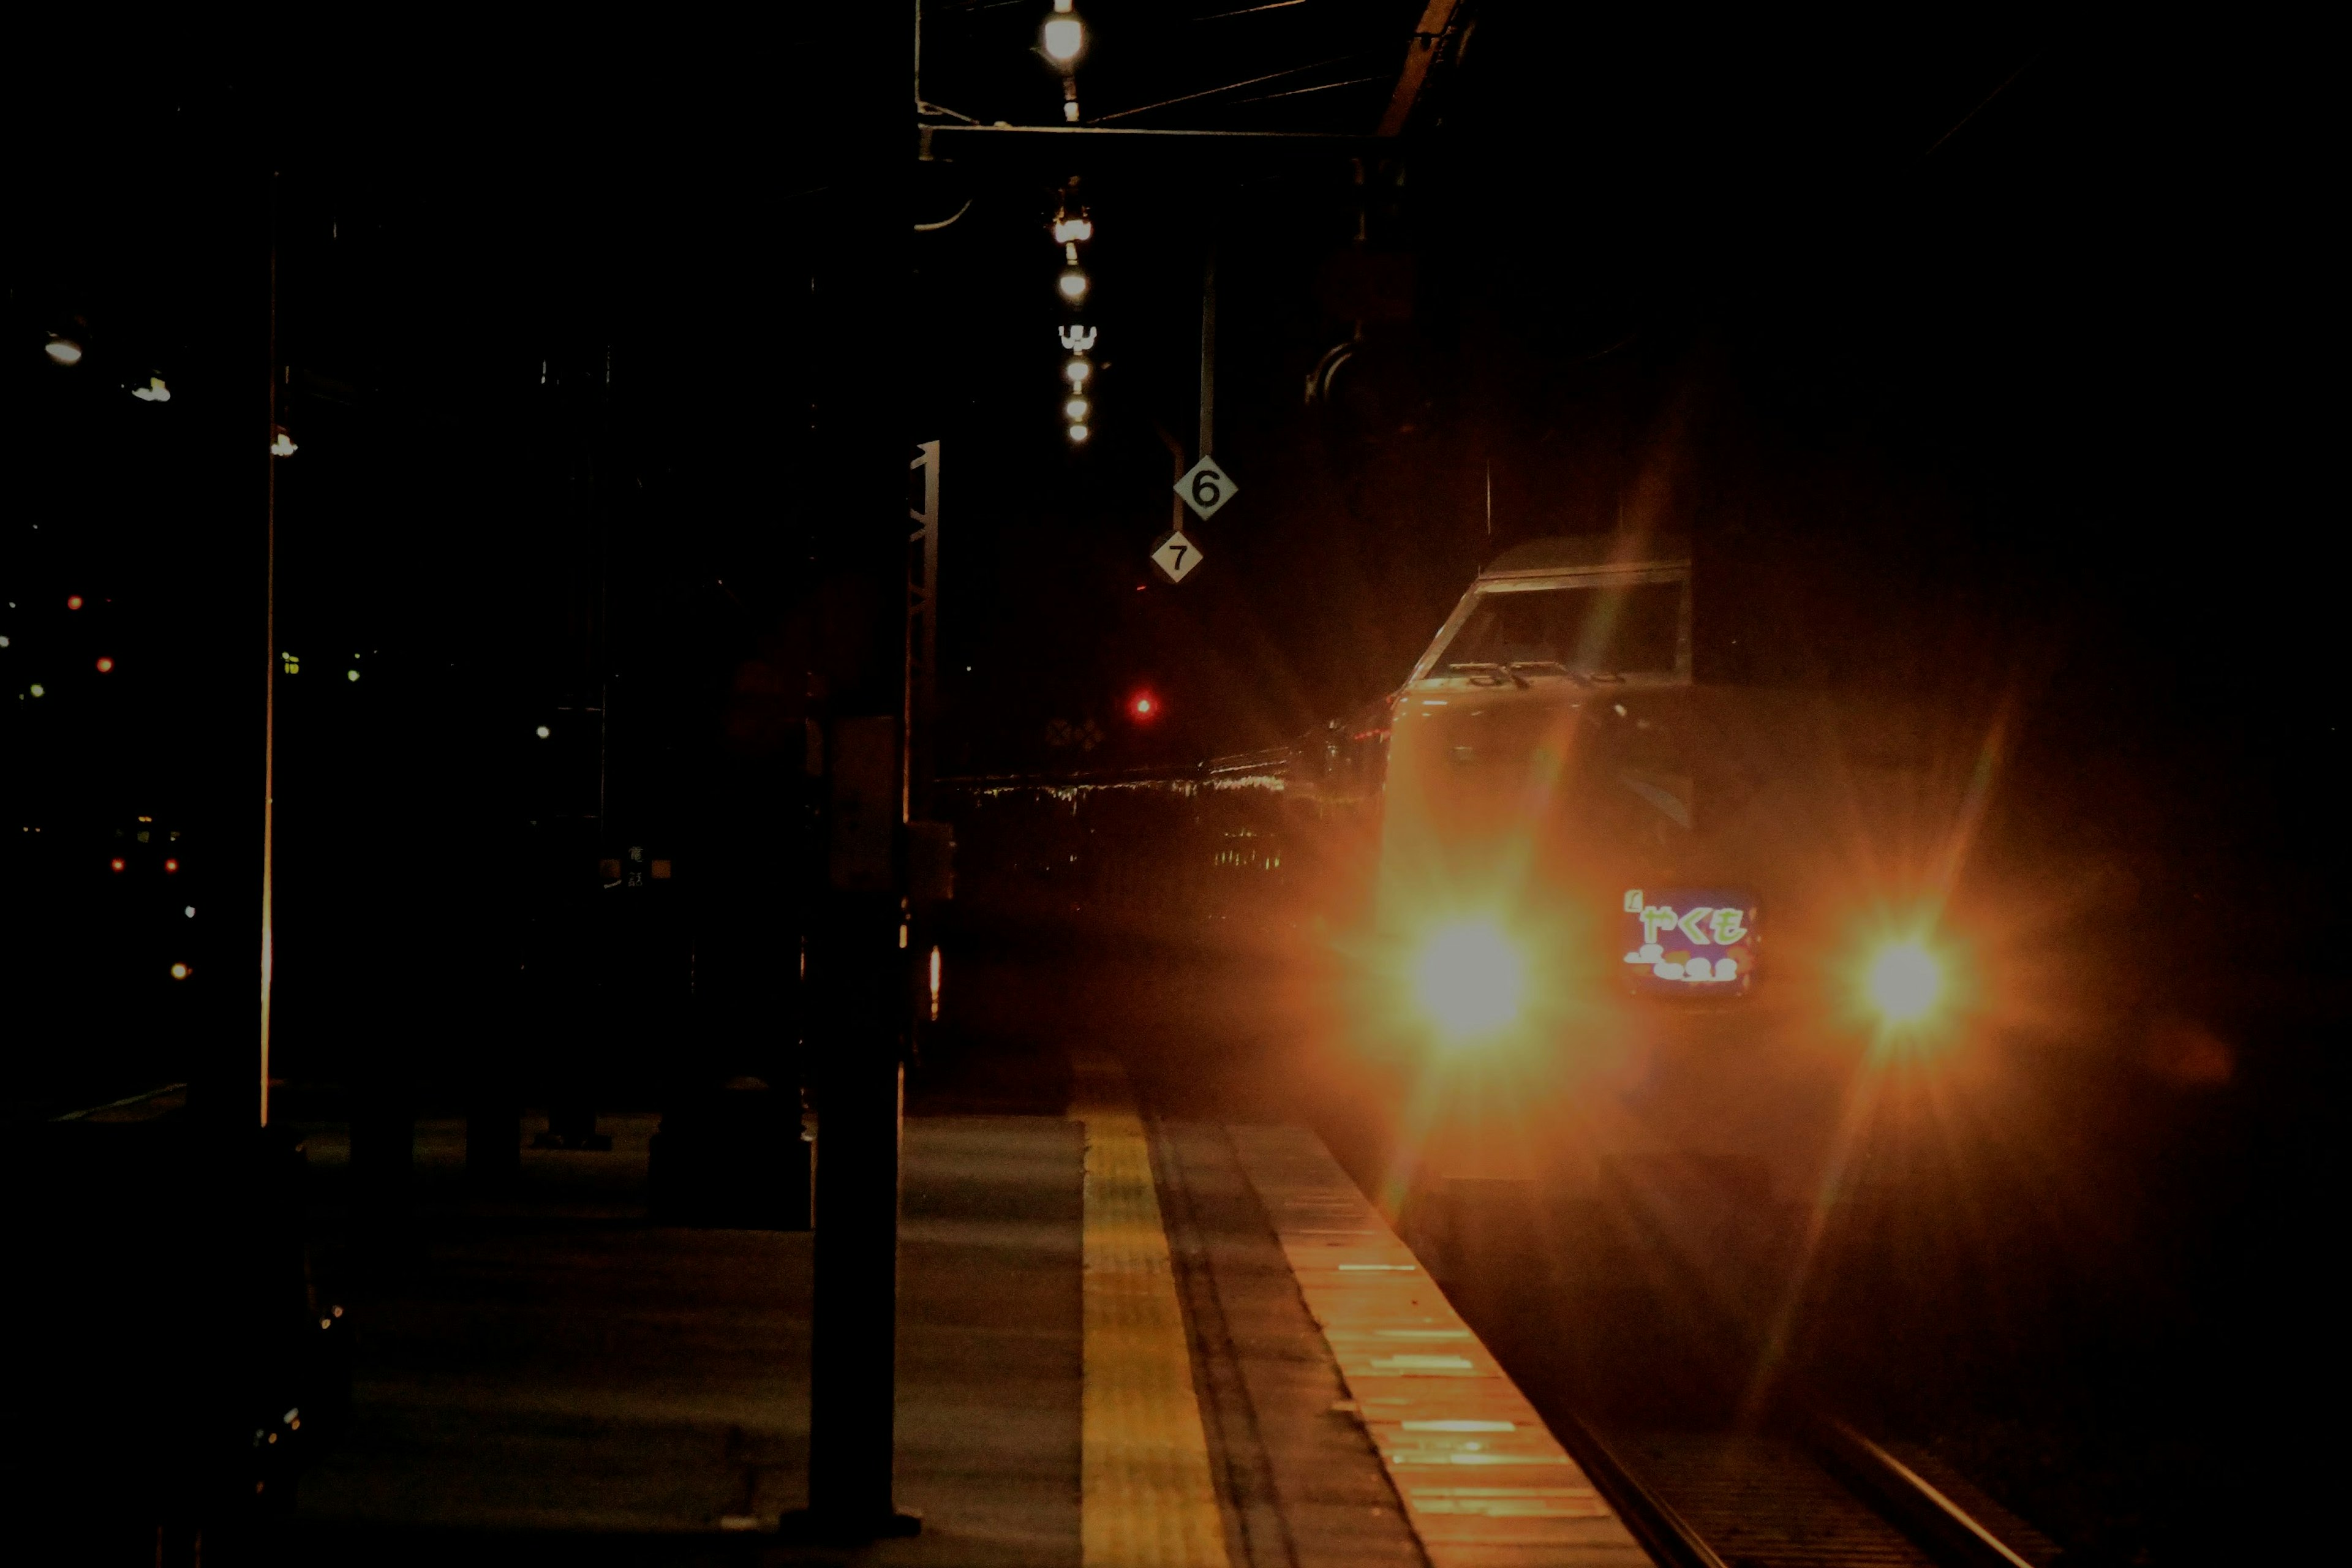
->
{"left": 1357, "top": 533, "right": 1972, "bottom": 1212}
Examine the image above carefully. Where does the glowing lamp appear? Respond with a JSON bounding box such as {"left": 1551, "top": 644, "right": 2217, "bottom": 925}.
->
{"left": 1065, "top": 359, "right": 1091, "bottom": 385}
{"left": 1864, "top": 939, "right": 1943, "bottom": 1026}
{"left": 1042, "top": 13, "right": 1084, "bottom": 64}
{"left": 95, "top": 656, "right": 114, "bottom": 673}
{"left": 170, "top": 963, "right": 190, "bottom": 980}
{"left": 1058, "top": 268, "right": 1090, "bottom": 303}
{"left": 346, "top": 669, "right": 360, "bottom": 682}
{"left": 67, "top": 595, "right": 84, "bottom": 610}
{"left": 1129, "top": 692, "right": 1157, "bottom": 720}
{"left": 536, "top": 725, "right": 551, "bottom": 739}
{"left": 1052, "top": 216, "right": 1093, "bottom": 246}
{"left": 110, "top": 858, "right": 126, "bottom": 873}
{"left": 1065, "top": 396, "right": 1090, "bottom": 421}
{"left": 1068, "top": 423, "right": 1090, "bottom": 443}
{"left": 270, "top": 429, "right": 298, "bottom": 458}
{"left": 132, "top": 375, "right": 171, "bottom": 402}
{"left": 164, "top": 858, "right": 179, "bottom": 873}
{"left": 46, "top": 334, "right": 83, "bottom": 366}
{"left": 1412, "top": 918, "right": 1526, "bottom": 1042}
{"left": 28, "top": 684, "right": 44, "bottom": 698}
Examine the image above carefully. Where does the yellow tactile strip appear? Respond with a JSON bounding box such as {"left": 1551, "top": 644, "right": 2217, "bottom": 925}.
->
{"left": 1228, "top": 1126, "right": 1653, "bottom": 1567}
{"left": 1072, "top": 1057, "right": 1234, "bottom": 1568}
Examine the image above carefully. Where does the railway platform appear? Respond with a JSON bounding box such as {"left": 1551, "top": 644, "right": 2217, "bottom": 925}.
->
{"left": 277, "top": 1055, "right": 1649, "bottom": 1566}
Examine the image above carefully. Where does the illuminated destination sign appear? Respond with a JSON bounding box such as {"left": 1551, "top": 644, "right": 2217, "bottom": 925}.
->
{"left": 1620, "top": 888, "right": 1758, "bottom": 997}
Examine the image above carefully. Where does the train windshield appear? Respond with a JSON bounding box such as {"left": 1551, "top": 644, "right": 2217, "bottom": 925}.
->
{"left": 1436, "top": 581, "right": 1683, "bottom": 677}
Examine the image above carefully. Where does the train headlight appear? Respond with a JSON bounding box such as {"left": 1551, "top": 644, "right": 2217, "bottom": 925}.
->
{"left": 1862, "top": 938, "right": 1944, "bottom": 1027}
{"left": 1411, "top": 918, "right": 1526, "bottom": 1043}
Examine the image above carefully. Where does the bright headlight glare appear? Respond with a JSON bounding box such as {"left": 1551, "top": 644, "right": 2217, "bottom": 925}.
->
{"left": 1412, "top": 919, "right": 1526, "bottom": 1042}
{"left": 1863, "top": 938, "right": 1943, "bottom": 1025}
{"left": 1042, "top": 17, "right": 1084, "bottom": 62}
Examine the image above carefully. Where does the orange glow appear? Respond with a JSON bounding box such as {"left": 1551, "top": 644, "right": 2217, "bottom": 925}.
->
{"left": 66, "top": 595, "right": 84, "bottom": 611}
{"left": 110, "top": 858, "right": 126, "bottom": 872}
{"left": 170, "top": 963, "right": 190, "bottom": 980}
{"left": 1129, "top": 692, "right": 1158, "bottom": 720}
{"left": 164, "top": 858, "right": 179, "bottom": 873}
{"left": 929, "top": 944, "right": 943, "bottom": 1022}
{"left": 94, "top": 656, "right": 114, "bottom": 673}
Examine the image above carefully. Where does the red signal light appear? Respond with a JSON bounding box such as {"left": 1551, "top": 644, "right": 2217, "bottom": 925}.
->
{"left": 95, "top": 656, "right": 115, "bottom": 673}
{"left": 164, "top": 858, "right": 180, "bottom": 873}
{"left": 67, "top": 595, "right": 85, "bottom": 610}
{"left": 1129, "top": 692, "right": 1159, "bottom": 722}
{"left": 110, "top": 858, "right": 126, "bottom": 872}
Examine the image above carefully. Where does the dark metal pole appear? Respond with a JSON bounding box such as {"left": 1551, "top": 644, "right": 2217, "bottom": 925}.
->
{"left": 790, "top": 1, "right": 920, "bottom": 1540}
{"left": 1199, "top": 246, "right": 1216, "bottom": 459}
{"left": 260, "top": 170, "right": 279, "bottom": 1132}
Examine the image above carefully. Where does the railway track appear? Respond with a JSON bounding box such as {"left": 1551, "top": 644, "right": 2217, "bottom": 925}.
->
{"left": 1408, "top": 1183, "right": 2064, "bottom": 1568}
{"left": 1559, "top": 1411, "right": 2059, "bottom": 1568}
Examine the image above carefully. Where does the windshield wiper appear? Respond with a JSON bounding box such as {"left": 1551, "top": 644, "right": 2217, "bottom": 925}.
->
{"left": 1446, "top": 661, "right": 1529, "bottom": 689}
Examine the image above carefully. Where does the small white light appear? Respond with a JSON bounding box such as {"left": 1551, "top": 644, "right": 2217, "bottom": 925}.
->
{"left": 1051, "top": 217, "right": 1093, "bottom": 245}
{"left": 270, "top": 430, "right": 298, "bottom": 458}
{"left": 1068, "top": 423, "right": 1090, "bottom": 443}
{"left": 1065, "top": 360, "right": 1090, "bottom": 385}
{"left": 184, "top": 905, "right": 196, "bottom": 918}
{"left": 345, "top": 669, "right": 359, "bottom": 682}
{"left": 536, "top": 725, "right": 551, "bottom": 739}
{"left": 1065, "top": 396, "right": 1090, "bottom": 421}
{"left": 0, "top": 635, "right": 10, "bottom": 647}
{"left": 1042, "top": 15, "right": 1084, "bottom": 62}
{"left": 28, "top": 684, "right": 43, "bottom": 698}
{"left": 1058, "top": 268, "right": 1089, "bottom": 302}
{"left": 1063, "top": 100, "right": 1081, "bottom": 123}
{"left": 132, "top": 375, "right": 171, "bottom": 402}
{"left": 45, "top": 335, "right": 83, "bottom": 366}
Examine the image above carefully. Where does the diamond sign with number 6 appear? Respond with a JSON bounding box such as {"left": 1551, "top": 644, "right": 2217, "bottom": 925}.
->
{"left": 1175, "top": 455, "right": 1237, "bottom": 521}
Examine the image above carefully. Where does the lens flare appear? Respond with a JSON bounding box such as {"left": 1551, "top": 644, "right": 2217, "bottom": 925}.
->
{"left": 1864, "top": 939, "right": 1943, "bottom": 1025}
{"left": 1412, "top": 919, "right": 1526, "bottom": 1042}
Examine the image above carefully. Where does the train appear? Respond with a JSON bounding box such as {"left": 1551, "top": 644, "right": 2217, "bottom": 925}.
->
{"left": 1280, "top": 531, "right": 1992, "bottom": 1226}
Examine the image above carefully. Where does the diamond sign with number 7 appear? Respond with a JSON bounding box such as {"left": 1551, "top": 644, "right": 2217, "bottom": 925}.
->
{"left": 1150, "top": 527, "right": 1205, "bottom": 585}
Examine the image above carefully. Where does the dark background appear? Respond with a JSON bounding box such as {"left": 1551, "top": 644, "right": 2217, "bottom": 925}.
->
{"left": 4, "top": 11, "right": 2337, "bottom": 1559}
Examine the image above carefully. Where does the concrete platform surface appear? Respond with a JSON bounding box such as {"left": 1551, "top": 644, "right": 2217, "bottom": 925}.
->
{"left": 280, "top": 1079, "right": 1649, "bottom": 1566}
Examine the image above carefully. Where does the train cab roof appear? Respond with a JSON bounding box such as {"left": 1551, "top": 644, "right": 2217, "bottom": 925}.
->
{"left": 1478, "top": 532, "right": 1692, "bottom": 581}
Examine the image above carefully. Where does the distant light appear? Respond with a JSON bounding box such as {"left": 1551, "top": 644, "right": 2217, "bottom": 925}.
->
{"left": 1065, "top": 359, "right": 1091, "bottom": 386}
{"left": 184, "top": 906, "right": 196, "bottom": 918}
{"left": 0, "top": 635, "right": 10, "bottom": 647}
{"left": 1065, "top": 396, "right": 1090, "bottom": 422}
{"left": 345, "top": 669, "right": 359, "bottom": 682}
{"left": 66, "top": 595, "right": 83, "bottom": 611}
{"left": 535, "top": 725, "right": 551, "bottom": 739}
{"left": 270, "top": 429, "right": 298, "bottom": 458}
{"left": 1063, "top": 100, "right": 1082, "bottom": 123}
{"left": 28, "top": 684, "right": 44, "bottom": 698}
{"left": 1057, "top": 268, "right": 1089, "bottom": 303}
{"left": 95, "top": 656, "right": 114, "bottom": 673}
{"left": 131, "top": 375, "right": 171, "bottom": 403}
{"left": 929, "top": 944, "right": 943, "bottom": 1022}
{"left": 164, "top": 858, "right": 179, "bottom": 873}
{"left": 1042, "top": 13, "right": 1085, "bottom": 64}
{"left": 170, "top": 963, "right": 190, "bottom": 980}
{"left": 110, "top": 858, "right": 126, "bottom": 873}
{"left": 1051, "top": 216, "right": 1093, "bottom": 246}
{"left": 45, "top": 334, "right": 83, "bottom": 366}
{"left": 1068, "top": 423, "right": 1090, "bottom": 443}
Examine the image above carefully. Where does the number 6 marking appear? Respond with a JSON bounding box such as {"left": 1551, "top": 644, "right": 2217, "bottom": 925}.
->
{"left": 1192, "top": 472, "right": 1221, "bottom": 507}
